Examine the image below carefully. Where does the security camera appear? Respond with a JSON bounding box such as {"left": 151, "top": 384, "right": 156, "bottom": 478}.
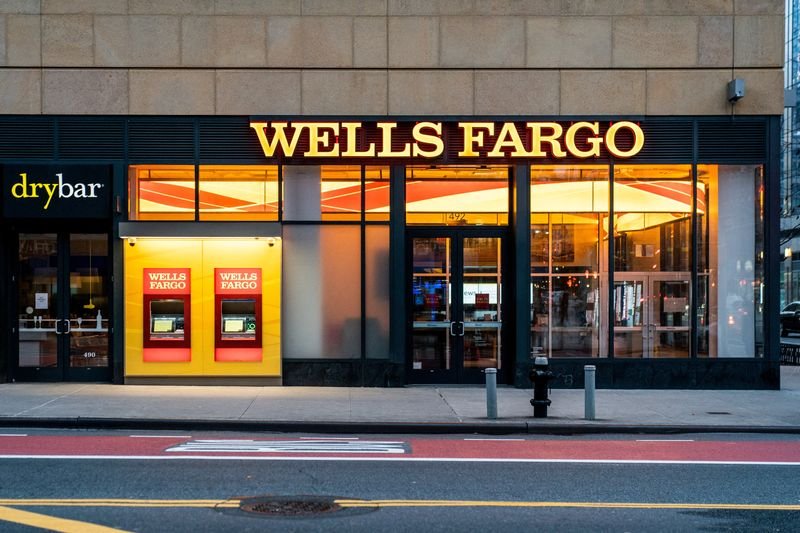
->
{"left": 727, "top": 78, "right": 745, "bottom": 103}
{"left": 128, "top": 238, "right": 136, "bottom": 247}
{"left": 267, "top": 238, "right": 276, "bottom": 247}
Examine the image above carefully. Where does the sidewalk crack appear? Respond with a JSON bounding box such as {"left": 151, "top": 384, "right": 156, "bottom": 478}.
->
{"left": 435, "top": 388, "right": 463, "bottom": 422}
{"left": 239, "top": 393, "right": 260, "bottom": 420}
{"left": 13, "top": 385, "right": 91, "bottom": 417}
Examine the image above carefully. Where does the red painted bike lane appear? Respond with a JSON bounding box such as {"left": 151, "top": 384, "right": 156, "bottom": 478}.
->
{"left": 0, "top": 435, "right": 799, "bottom": 463}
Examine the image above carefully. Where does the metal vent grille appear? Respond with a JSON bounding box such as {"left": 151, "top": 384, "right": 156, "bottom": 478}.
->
{"left": 128, "top": 119, "right": 195, "bottom": 160}
{"left": 0, "top": 118, "right": 55, "bottom": 159}
{"left": 634, "top": 120, "right": 693, "bottom": 162}
{"left": 199, "top": 117, "right": 264, "bottom": 162}
{"left": 698, "top": 120, "right": 766, "bottom": 162}
{"left": 59, "top": 118, "right": 125, "bottom": 159}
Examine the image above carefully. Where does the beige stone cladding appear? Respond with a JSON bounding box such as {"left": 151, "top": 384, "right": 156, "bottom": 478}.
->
{"left": 0, "top": 0, "right": 783, "bottom": 115}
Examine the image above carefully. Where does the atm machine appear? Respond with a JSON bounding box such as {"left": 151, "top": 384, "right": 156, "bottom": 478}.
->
{"left": 214, "top": 268, "right": 262, "bottom": 362}
{"left": 143, "top": 268, "right": 191, "bottom": 362}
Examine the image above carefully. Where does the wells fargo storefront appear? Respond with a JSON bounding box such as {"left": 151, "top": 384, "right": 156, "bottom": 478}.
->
{"left": 0, "top": 116, "right": 781, "bottom": 389}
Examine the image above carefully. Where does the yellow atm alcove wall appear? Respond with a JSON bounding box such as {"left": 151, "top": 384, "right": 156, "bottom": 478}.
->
{"left": 124, "top": 238, "right": 281, "bottom": 379}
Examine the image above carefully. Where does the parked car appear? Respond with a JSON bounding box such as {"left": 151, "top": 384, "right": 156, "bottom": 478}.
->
{"left": 780, "top": 302, "right": 800, "bottom": 336}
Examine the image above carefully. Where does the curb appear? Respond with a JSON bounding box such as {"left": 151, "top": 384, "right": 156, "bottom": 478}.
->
{"left": 2, "top": 418, "right": 800, "bottom": 435}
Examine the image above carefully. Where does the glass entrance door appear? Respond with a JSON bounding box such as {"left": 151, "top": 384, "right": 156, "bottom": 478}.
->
{"left": 16, "top": 233, "right": 111, "bottom": 381}
{"left": 613, "top": 273, "right": 690, "bottom": 358}
{"left": 409, "top": 232, "right": 505, "bottom": 383}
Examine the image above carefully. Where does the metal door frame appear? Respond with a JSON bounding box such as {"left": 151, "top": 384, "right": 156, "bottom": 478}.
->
{"left": 406, "top": 226, "right": 510, "bottom": 384}
{"left": 11, "top": 228, "right": 112, "bottom": 382}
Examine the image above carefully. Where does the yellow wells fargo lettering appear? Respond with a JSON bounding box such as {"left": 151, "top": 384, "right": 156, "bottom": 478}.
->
{"left": 249, "top": 121, "right": 645, "bottom": 160}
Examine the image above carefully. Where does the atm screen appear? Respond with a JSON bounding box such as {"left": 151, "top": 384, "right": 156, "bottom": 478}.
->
{"left": 223, "top": 318, "right": 245, "bottom": 333}
{"left": 152, "top": 318, "right": 175, "bottom": 333}
{"left": 220, "top": 299, "right": 257, "bottom": 338}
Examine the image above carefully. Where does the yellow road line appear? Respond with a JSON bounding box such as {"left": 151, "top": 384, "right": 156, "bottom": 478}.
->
{"left": 334, "top": 500, "right": 800, "bottom": 511}
{"left": 0, "top": 499, "right": 240, "bottom": 508}
{"left": 2, "top": 498, "right": 798, "bottom": 513}
{"left": 0, "top": 505, "right": 129, "bottom": 533}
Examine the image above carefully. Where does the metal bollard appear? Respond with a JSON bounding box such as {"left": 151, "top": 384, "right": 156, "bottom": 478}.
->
{"left": 584, "top": 365, "right": 596, "bottom": 420}
{"left": 485, "top": 368, "right": 497, "bottom": 419}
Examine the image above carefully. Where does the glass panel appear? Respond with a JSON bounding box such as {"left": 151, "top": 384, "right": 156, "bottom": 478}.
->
{"left": 550, "top": 276, "right": 600, "bottom": 357}
{"left": 463, "top": 237, "right": 501, "bottom": 370}
{"left": 412, "top": 237, "right": 451, "bottom": 370}
{"left": 531, "top": 166, "right": 607, "bottom": 358}
{"left": 613, "top": 165, "right": 692, "bottom": 273}
{"left": 406, "top": 166, "right": 509, "bottom": 225}
{"left": 283, "top": 225, "right": 361, "bottom": 358}
{"left": 613, "top": 279, "right": 645, "bottom": 358}
{"left": 531, "top": 277, "right": 550, "bottom": 357}
{"left": 129, "top": 165, "right": 195, "bottom": 220}
{"left": 698, "top": 165, "right": 764, "bottom": 358}
{"left": 366, "top": 226, "right": 390, "bottom": 359}
{"left": 18, "top": 234, "right": 58, "bottom": 368}
{"left": 68, "top": 234, "right": 110, "bottom": 368}
{"left": 365, "top": 166, "right": 390, "bottom": 222}
{"left": 198, "top": 165, "right": 278, "bottom": 221}
{"left": 283, "top": 165, "right": 362, "bottom": 221}
{"left": 651, "top": 279, "right": 690, "bottom": 358}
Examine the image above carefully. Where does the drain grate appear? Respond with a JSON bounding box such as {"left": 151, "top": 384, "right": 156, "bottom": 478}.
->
{"left": 706, "top": 411, "right": 732, "bottom": 415}
{"left": 239, "top": 495, "right": 368, "bottom": 518}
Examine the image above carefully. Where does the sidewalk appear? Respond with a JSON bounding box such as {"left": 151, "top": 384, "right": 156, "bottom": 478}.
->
{"left": 1, "top": 366, "right": 799, "bottom": 435}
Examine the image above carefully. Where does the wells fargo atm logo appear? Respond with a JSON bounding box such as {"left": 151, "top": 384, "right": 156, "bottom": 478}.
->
{"left": 249, "top": 121, "right": 645, "bottom": 160}
{"left": 10, "top": 172, "right": 105, "bottom": 210}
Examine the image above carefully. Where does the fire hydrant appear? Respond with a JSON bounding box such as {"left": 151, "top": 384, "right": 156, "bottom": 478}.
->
{"left": 529, "top": 356, "right": 554, "bottom": 418}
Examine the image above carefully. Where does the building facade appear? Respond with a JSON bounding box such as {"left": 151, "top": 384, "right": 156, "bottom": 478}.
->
{"left": 0, "top": 0, "right": 785, "bottom": 389}
{"left": 782, "top": 0, "right": 800, "bottom": 308}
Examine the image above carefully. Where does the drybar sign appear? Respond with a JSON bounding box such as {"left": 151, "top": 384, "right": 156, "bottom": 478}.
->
{"left": 3, "top": 165, "right": 111, "bottom": 218}
{"left": 249, "top": 121, "right": 645, "bottom": 160}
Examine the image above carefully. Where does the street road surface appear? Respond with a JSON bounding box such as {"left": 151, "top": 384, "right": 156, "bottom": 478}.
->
{"left": 0, "top": 430, "right": 798, "bottom": 532}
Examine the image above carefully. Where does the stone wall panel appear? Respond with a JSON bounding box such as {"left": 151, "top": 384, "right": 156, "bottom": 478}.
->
{"left": 216, "top": 70, "right": 301, "bottom": 115}
{"left": 43, "top": 69, "right": 128, "bottom": 114}
{"left": 130, "top": 70, "right": 215, "bottom": 114}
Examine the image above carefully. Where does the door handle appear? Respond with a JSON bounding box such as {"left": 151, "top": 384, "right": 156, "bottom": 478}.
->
{"left": 63, "top": 319, "right": 71, "bottom": 335}
{"left": 449, "top": 321, "right": 456, "bottom": 336}
{"left": 55, "top": 319, "right": 63, "bottom": 335}
{"left": 458, "top": 321, "right": 465, "bottom": 336}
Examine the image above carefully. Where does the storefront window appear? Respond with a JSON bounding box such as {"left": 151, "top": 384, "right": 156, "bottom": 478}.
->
{"left": 129, "top": 165, "right": 195, "bottom": 220}
{"left": 283, "top": 165, "right": 362, "bottom": 221}
{"left": 531, "top": 166, "right": 607, "bottom": 358}
{"left": 366, "top": 226, "right": 390, "bottom": 358}
{"left": 613, "top": 165, "right": 692, "bottom": 359}
{"left": 283, "top": 225, "right": 361, "bottom": 359}
{"left": 613, "top": 165, "right": 692, "bottom": 273}
{"left": 198, "top": 166, "right": 278, "bottom": 221}
{"left": 698, "top": 165, "right": 764, "bottom": 358}
{"left": 365, "top": 166, "right": 390, "bottom": 222}
{"left": 406, "top": 166, "right": 509, "bottom": 225}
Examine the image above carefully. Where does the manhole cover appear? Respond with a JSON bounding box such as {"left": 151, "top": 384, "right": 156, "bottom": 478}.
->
{"left": 239, "top": 495, "right": 374, "bottom": 519}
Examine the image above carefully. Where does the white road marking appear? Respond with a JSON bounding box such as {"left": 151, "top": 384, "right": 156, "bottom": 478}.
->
{"left": 464, "top": 438, "right": 525, "bottom": 441}
{"left": 129, "top": 435, "right": 192, "bottom": 439}
{"left": 300, "top": 437, "right": 359, "bottom": 440}
{"left": 165, "top": 439, "right": 408, "bottom": 454}
{"left": 0, "top": 455, "right": 798, "bottom": 466}
{"left": 636, "top": 439, "right": 695, "bottom": 442}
